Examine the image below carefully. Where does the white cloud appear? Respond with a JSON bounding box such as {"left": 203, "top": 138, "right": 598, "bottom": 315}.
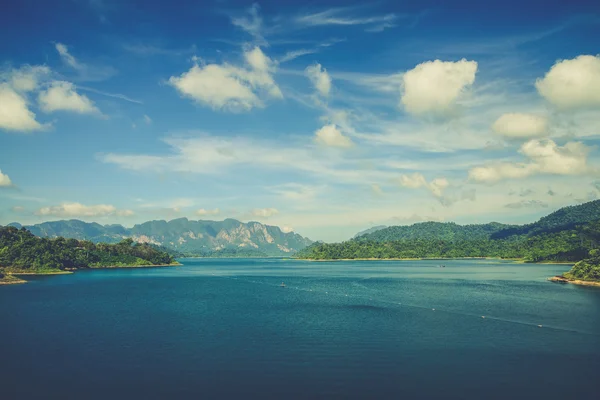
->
{"left": 429, "top": 178, "right": 449, "bottom": 197}
{"left": 294, "top": 8, "right": 397, "bottom": 32}
{"left": 469, "top": 163, "right": 535, "bottom": 183}
{"left": 305, "top": 63, "right": 331, "bottom": 96}
{"left": 469, "top": 139, "right": 592, "bottom": 183}
{"left": 0, "top": 169, "right": 13, "bottom": 187}
{"left": 54, "top": 42, "right": 117, "bottom": 81}
{"left": 0, "top": 84, "right": 45, "bottom": 132}
{"left": 38, "top": 81, "right": 100, "bottom": 114}
{"left": 230, "top": 3, "right": 266, "bottom": 45}
{"left": 143, "top": 114, "right": 152, "bottom": 124}
{"left": 11, "top": 206, "right": 25, "bottom": 213}
{"left": 314, "top": 124, "right": 353, "bottom": 147}
{"left": 280, "top": 49, "right": 319, "bottom": 63}
{"left": 492, "top": 113, "right": 548, "bottom": 138}
{"left": 36, "top": 202, "right": 134, "bottom": 217}
{"left": 55, "top": 43, "right": 82, "bottom": 70}
{"left": 401, "top": 59, "right": 477, "bottom": 118}
{"left": 168, "top": 47, "right": 282, "bottom": 112}
{"left": 535, "top": 55, "right": 600, "bottom": 110}
{"left": 281, "top": 226, "right": 294, "bottom": 233}
{"left": 252, "top": 208, "right": 279, "bottom": 218}
{"left": 7, "top": 65, "right": 50, "bottom": 92}
{"left": 196, "top": 208, "right": 220, "bottom": 217}
{"left": 398, "top": 173, "right": 448, "bottom": 197}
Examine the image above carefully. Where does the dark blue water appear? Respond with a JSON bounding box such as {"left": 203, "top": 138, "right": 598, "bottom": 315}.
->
{"left": 1, "top": 258, "right": 599, "bottom": 399}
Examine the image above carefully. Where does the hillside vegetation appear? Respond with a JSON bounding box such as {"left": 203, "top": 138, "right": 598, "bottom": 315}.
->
{"left": 0, "top": 226, "right": 175, "bottom": 274}
{"left": 297, "top": 201, "right": 600, "bottom": 281}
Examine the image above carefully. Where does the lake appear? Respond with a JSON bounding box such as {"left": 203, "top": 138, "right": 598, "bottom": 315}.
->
{"left": 1, "top": 258, "right": 599, "bottom": 399}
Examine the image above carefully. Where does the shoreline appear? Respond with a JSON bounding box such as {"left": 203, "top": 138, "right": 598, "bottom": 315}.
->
{"left": 89, "top": 262, "right": 182, "bottom": 269}
{"left": 548, "top": 276, "right": 600, "bottom": 287}
{"left": 0, "top": 275, "right": 27, "bottom": 285}
{"left": 296, "top": 257, "right": 571, "bottom": 264}
{"left": 0, "top": 262, "right": 181, "bottom": 286}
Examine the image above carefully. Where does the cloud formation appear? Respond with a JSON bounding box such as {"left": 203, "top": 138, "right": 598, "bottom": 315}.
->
{"left": 398, "top": 172, "right": 449, "bottom": 197}
{"left": 36, "top": 202, "right": 133, "bottom": 217}
{"left": 535, "top": 55, "right": 600, "bottom": 110}
{"left": 401, "top": 59, "right": 477, "bottom": 118}
{"left": 294, "top": 7, "right": 398, "bottom": 32}
{"left": 0, "top": 170, "right": 13, "bottom": 187}
{"left": 305, "top": 63, "right": 332, "bottom": 96}
{"left": 0, "top": 84, "right": 45, "bottom": 131}
{"left": 38, "top": 81, "right": 100, "bottom": 114}
{"left": 492, "top": 113, "right": 548, "bottom": 138}
{"left": 196, "top": 208, "right": 220, "bottom": 217}
{"left": 252, "top": 208, "right": 279, "bottom": 218}
{"left": 168, "top": 47, "right": 282, "bottom": 112}
{"left": 314, "top": 124, "right": 353, "bottom": 147}
{"left": 469, "top": 139, "right": 592, "bottom": 183}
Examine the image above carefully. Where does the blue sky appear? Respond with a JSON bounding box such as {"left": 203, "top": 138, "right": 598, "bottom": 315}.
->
{"left": 1, "top": 0, "right": 600, "bottom": 242}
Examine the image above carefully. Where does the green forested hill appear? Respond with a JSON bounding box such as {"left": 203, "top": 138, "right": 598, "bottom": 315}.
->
{"left": 0, "top": 226, "right": 175, "bottom": 274}
{"left": 298, "top": 201, "right": 600, "bottom": 266}
{"left": 355, "top": 222, "right": 515, "bottom": 242}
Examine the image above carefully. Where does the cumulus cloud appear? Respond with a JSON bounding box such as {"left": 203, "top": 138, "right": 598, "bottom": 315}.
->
{"left": 7, "top": 65, "right": 50, "bottom": 92}
{"left": 305, "top": 63, "right": 331, "bottom": 97}
{"left": 398, "top": 172, "right": 448, "bottom": 197}
{"left": 168, "top": 47, "right": 282, "bottom": 112}
{"left": 0, "top": 84, "right": 45, "bottom": 131}
{"left": 535, "top": 55, "right": 600, "bottom": 110}
{"left": 38, "top": 81, "right": 100, "bottom": 114}
{"left": 36, "top": 202, "right": 134, "bottom": 217}
{"left": 252, "top": 208, "right": 279, "bottom": 218}
{"left": 281, "top": 226, "right": 294, "bottom": 233}
{"left": 196, "top": 208, "right": 220, "bottom": 217}
{"left": 492, "top": 113, "right": 548, "bottom": 138}
{"left": 0, "top": 169, "right": 13, "bottom": 187}
{"left": 401, "top": 59, "right": 477, "bottom": 118}
{"left": 469, "top": 139, "right": 592, "bottom": 183}
{"left": 314, "top": 124, "right": 353, "bottom": 147}
{"left": 504, "top": 200, "right": 549, "bottom": 209}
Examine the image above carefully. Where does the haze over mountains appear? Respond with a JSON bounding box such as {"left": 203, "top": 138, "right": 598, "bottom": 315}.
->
{"left": 7, "top": 218, "right": 313, "bottom": 257}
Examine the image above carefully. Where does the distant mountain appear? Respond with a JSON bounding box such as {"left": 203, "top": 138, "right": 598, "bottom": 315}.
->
{"left": 353, "top": 225, "right": 387, "bottom": 239}
{"left": 9, "top": 218, "right": 313, "bottom": 257}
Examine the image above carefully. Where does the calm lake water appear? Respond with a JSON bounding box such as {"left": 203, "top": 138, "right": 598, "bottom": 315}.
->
{"left": 1, "top": 258, "right": 599, "bottom": 399}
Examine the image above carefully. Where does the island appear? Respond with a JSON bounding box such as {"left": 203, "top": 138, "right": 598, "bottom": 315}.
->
{"left": 0, "top": 226, "right": 179, "bottom": 285}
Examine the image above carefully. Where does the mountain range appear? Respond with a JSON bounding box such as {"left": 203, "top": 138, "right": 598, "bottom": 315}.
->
{"left": 7, "top": 218, "right": 313, "bottom": 257}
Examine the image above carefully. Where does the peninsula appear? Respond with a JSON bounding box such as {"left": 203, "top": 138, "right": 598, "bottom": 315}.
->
{"left": 0, "top": 226, "right": 178, "bottom": 285}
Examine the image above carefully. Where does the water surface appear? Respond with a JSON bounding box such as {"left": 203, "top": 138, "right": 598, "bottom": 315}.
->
{"left": 1, "top": 258, "right": 599, "bottom": 399}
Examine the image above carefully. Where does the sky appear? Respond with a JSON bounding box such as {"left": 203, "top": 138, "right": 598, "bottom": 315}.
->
{"left": 1, "top": 0, "right": 600, "bottom": 242}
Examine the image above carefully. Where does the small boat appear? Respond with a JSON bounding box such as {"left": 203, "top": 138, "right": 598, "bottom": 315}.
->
{"left": 280, "top": 282, "right": 286, "bottom": 288}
